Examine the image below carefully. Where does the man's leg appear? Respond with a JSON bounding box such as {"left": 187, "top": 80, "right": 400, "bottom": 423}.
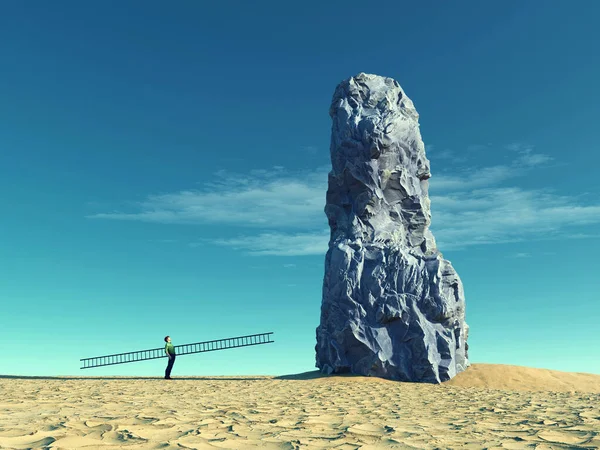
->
{"left": 165, "top": 356, "right": 173, "bottom": 379}
{"left": 165, "top": 355, "right": 175, "bottom": 379}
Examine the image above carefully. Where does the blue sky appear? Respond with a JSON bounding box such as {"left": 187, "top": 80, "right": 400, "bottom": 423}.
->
{"left": 1, "top": 1, "right": 599, "bottom": 377}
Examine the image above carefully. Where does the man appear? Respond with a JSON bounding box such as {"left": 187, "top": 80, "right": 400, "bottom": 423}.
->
{"left": 164, "top": 336, "right": 176, "bottom": 379}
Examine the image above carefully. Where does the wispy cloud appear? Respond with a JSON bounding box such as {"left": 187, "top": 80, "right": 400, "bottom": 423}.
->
{"left": 566, "top": 232, "right": 600, "bottom": 239}
{"left": 430, "top": 186, "right": 600, "bottom": 250}
{"left": 430, "top": 149, "right": 464, "bottom": 161}
{"left": 507, "top": 142, "right": 554, "bottom": 166}
{"left": 89, "top": 167, "right": 329, "bottom": 229}
{"left": 429, "top": 143, "right": 554, "bottom": 191}
{"left": 204, "top": 232, "right": 329, "bottom": 256}
{"left": 430, "top": 166, "right": 517, "bottom": 191}
{"left": 90, "top": 143, "right": 599, "bottom": 255}
{"left": 508, "top": 252, "right": 531, "bottom": 258}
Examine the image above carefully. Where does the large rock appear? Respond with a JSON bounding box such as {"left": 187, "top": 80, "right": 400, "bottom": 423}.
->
{"left": 315, "top": 73, "right": 469, "bottom": 383}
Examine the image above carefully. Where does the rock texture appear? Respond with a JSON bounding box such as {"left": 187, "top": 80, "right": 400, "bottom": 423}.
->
{"left": 315, "top": 73, "right": 469, "bottom": 383}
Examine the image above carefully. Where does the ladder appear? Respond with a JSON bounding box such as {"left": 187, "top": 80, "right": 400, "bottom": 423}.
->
{"left": 80, "top": 332, "right": 274, "bottom": 369}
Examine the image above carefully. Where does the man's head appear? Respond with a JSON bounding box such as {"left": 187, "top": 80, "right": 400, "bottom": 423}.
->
{"left": 164, "top": 336, "right": 171, "bottom": 343}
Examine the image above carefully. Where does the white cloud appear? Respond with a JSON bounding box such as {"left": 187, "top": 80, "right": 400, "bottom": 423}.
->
{"left": 520, "top": 153, "right": 553, "bottom": 166}
{"left": 506, "top": 142, "right": 554, "bottom": 167}
{"left": 430, "top": 186, "right": 600, "bottom": 250}
{"left": 566, "top": 232, "right": 600, "bottom": 239}
{"left": 205, "top": 232, "right": 329, "bottom": 256}
{"left": 430, "top": 166, "right": 517, "bottom": 191}
{"left": 429, "top": 143, "right": 553, "bottom": 191}
{"left": 90, "top": 143, "right": 600, "bottom": 256}
{"left": 89, "top": 167, "right": 329, "bottom": 229}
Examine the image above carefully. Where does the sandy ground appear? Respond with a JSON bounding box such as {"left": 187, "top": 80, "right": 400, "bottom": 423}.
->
{"left": 0, "top": 363, "right": 599, "bottom": 449}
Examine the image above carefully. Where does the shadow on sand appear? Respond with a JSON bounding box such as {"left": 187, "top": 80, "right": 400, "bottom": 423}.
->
{"left": 274, "top": 370, "right": 361, "bottom": 380}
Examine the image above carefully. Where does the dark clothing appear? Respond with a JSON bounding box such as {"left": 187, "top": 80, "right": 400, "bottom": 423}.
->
{"left": 165, "top": 354, "right": 176, "bottom": 379}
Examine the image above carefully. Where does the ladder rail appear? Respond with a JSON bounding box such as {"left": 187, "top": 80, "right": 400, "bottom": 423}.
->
{"left": 80, "top": 332, "right": 274, "bottom": 369}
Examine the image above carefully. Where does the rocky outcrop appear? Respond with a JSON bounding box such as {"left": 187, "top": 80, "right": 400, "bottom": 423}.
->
{"left": 315, "top": 73, "right": 469, "bottom": 383}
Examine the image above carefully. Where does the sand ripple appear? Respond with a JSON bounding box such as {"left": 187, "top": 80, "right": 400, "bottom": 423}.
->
{"left": 0, "top": 365, "right": 599, "bottom": 449}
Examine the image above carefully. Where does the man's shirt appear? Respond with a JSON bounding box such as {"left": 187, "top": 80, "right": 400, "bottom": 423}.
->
{"left": 165, "top": 342, "right": 175, "bottom": 355}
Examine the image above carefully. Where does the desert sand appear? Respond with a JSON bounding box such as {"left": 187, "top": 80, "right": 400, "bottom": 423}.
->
{"left": 0, "top": 363, "right": 599, "bottom": 449}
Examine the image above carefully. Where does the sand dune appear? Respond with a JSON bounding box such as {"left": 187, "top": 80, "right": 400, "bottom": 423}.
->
{"left": 444, "top": 363, "right": 600, "bottom": 393}
{"left": 0, "top": 363, "right": 598, "bottom": 449}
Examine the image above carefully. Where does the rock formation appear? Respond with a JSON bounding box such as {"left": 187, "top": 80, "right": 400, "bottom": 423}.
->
{"left": 315, "top": 73, "right": 469, "bottom": 383}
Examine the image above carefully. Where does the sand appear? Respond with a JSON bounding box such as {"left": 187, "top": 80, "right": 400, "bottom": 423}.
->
{"left": 0, "top": 363, "right": 599, "bottom": 449}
